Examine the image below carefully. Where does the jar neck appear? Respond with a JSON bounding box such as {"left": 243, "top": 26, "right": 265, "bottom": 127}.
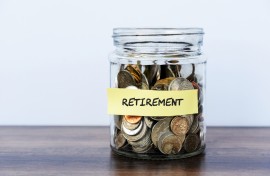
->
{"left": 113, "top": 28, "right": 204, "bottom": 57}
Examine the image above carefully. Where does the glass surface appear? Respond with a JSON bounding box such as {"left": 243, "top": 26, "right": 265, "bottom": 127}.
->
{"left": 109, "top": 28, "right": 206, "bottom": 159}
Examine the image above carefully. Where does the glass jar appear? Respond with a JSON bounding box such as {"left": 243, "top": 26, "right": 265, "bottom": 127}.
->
{"left": 108, "top": 28, "right": 206, "bottom": 159}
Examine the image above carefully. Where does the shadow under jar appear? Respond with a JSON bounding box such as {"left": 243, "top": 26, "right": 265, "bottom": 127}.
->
{"left": 109, "top": 28, "right": 206, "bottom": 160}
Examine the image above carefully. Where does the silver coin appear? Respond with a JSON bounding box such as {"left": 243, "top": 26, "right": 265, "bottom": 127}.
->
{"left": 157, "top": 131, "right": 183, "bottom": 155}
{"left": 122, "top": 116, "right": 141, "bottom": 130}
{"left": 151, "top": 117, "right": 173, "bottom": 147}
{"left": 114, "top": 115, "right": 122, "bottom": 130}
{"left": 168, "top": 77, "right": 194, "bottom": 90}
{"left": 117, "top": 70, "right": 136, "bottom": 88}
{"left": 129, "top": 128, "right": 151, "bottom": 148}
{"left": 144, "top": 65, "right": 159, "bottom": 86}
{"left": 166, "top": 67, "right": 175, "bottom": 78}
{"left": 188, "top": 116, "right": 199, "bottom": 134}
{"left": 150, "top": 116, "right": 167, "bottom": 121}
{"left": 169, "top": 64, "right": 181, "bottom": 77}
{"left": 132, "top": 143, "right": 152, "bottom": 153}
{"left": 114, "top": 130, "right": 126, "bottom": 149}
{"left": 122, "top": 120, "right": 143, "bottom": 136}
{"left": 125, "top": 85, "right": 138, "bottom": 90}
{"left": 144, "top": 117, "right": 154, "bottom": 128}
{"left": 141, "top": 73, "right": 149, "bottom": 89}
{"left": 123, "top": 121, "right": 148, "bottom": 142}
{"left": 141, "top": 82, "right": 149, "bottom": 90}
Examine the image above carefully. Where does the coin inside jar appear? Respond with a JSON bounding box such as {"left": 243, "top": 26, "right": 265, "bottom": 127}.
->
{"left": 170, "top": 116, "right": 190, "bottom": 136}
{"left": 117, "top": 70, "right": 136, "bottom": 88}
{"left": 168, "top": 77, "right": 194, "bottom": 90}
{"left": 124, "top": 115, "right": 142, "bottom": 124}
{"left": 151, "top": 117, "right": 173, "bottom": 147}
{"left": 158, "top": 131, "right": 183, "bottom": 155}
{"left": 184, "top": 134, "right": 200, "bottom": 153}
{"left": 114, "top": 130, "right": 126, "bottom": 149}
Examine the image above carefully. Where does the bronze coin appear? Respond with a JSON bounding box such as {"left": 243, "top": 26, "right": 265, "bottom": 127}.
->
{"left": 170, "top": 116, "right": 189, "bottom": 136}
{"left": 124, "top": 115, "right": 142, "bottom": 124}
{"left": 117, "top": 70, "right": 136, "bottom": 88}
{"left": 122, "top": 116, "right": 141, "bottom": 130}
{"left": 183, "top": 134, "right": 200, "bottom": 153}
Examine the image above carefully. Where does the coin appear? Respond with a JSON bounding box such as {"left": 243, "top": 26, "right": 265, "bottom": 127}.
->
{"left": 122, "top": 120, "right": 143, "bottom": 136}
{"left": 129, "top": 128, "right": 151, "bottom": 148}
{"left": 151, "top": 83, "right": 169, "bottom": 91}
{"left": 151, "top": 77, "right": 174, "bottom": 91}
{"left": 114, "top": 130, "right": 126, "bottom": 149}
{"left": 150, "top": 116, "right": 167, "bottom": 121}
{"left": 132, "top": 143, "right": 152, "bottom": 153}
{"left": 170, "top": 64, "right": 181, "bottom": 77}
{"left": 160, "top": 65, "right": 175, "bottom": 79}
{"left": 151, "top": 117, "right": 173, "bottom": 147}
{"left": 141, "top": 82, "right": 149, "bottom": 90}
{"left": 123, "top": 120, "right": 148, "bottom": 142}
{"left": 188, "top": 116, "right": 199, "bottom": 134}
{"left": 114, "top": 115, "right": 122, "bottom": 130}
{"left": 141, "top": 73, "right": 149, "bottom": 90}
{"left": 168, "top": 77, "right": 194, "bottom": 90}
{"left": 124, "top": 115, "right": 142, "bottom": 124}
{"left": 125, "top": 65, "right": 142, "bottom": 84}
{"left": 117, "top": 70, "right": 136, "bottom": 88}
{"left": 122, "top": 116, "right": 141, "bottom": 130}
{"left": 144, "top": 117, "right": 154, "bottom": 128}
{"left": 144, "top": 65, "right": 159, "bottom": 86}
{"left": 184, "top": 134, "right": 200, "bottom": 153}
{"left": 186, "top": 64, "right": 197, "bottom": 82}
{"left": 157, "top": 131, "right": 183, "bottom": 155}
{"left": 170, "top": 116, "right": 189, "bottom": 136}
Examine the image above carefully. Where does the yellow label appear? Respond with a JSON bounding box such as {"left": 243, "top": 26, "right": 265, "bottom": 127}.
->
{"left": 107, "top": 88, "right": 198, "bottom": 116}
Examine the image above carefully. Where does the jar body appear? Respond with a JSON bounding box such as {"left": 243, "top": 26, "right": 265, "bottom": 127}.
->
{"left": 109, "top": 28, "right": 206, "bottom": 159}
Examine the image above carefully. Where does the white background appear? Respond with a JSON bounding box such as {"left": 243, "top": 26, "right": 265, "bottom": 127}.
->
{"left": 0, "top": 0, "right": 270, "bottom": 126}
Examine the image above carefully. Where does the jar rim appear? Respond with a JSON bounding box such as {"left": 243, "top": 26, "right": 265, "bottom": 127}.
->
{"left": 113, "top": 28, "right": 204, "bottom": 37}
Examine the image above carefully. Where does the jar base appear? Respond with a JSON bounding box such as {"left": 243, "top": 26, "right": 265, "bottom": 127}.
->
{"left": 111, "top": 145, "right": 206, "bottom": 160}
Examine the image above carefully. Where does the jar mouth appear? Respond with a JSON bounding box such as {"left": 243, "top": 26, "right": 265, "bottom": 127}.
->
{"left": 113, "top": 28, "right": 204, "bottom": 37}
{"left": 112, "top": 28, "right": 204, "bottom": 56}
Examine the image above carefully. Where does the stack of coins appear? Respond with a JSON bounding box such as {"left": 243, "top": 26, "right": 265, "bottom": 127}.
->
{"left": 113, "top": 64, "right": 204, "bottom": 155}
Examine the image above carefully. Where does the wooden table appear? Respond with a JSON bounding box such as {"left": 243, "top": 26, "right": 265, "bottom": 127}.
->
{"left": 0, "top": 127, "right": 269, "bottom": 176}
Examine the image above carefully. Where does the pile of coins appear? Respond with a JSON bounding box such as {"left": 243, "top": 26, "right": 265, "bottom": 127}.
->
{"left": 113, "top": 64, "right": 205, "bottom": 155}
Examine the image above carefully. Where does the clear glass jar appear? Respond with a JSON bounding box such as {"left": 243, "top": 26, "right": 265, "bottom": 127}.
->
{"left": 108, "top": 28, "right": 206, "bottom": 159}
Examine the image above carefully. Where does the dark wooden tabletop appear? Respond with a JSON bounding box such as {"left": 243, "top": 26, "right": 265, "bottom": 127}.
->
{"left": 0, "top": 127, "right": 270, "bottom": 176}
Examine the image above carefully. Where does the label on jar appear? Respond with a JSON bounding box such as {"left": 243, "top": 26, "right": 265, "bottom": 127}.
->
{"left": 107, "top": 88, "right": 198, "bottom": 116}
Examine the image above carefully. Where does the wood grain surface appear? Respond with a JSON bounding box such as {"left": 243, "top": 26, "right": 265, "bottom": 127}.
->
{"left": 0, "top": 127, "right": 269, "bottom": 176}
